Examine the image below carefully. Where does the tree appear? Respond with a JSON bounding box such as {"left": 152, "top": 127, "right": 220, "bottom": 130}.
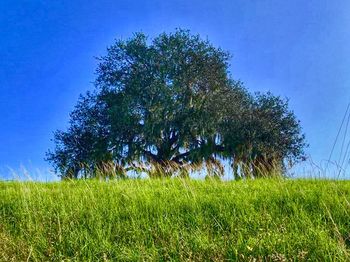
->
{"left": 47, "top": 29, "right": 306, "bottom": 179}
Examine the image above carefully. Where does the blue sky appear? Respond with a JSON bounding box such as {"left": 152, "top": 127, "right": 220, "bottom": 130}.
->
{"left": 1, "top": 0, "right": 350, "bottom": 179}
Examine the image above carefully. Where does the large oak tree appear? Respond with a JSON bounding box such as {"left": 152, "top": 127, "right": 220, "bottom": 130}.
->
{"left": 47, "top": 30, "right": 306, "bottom": 179}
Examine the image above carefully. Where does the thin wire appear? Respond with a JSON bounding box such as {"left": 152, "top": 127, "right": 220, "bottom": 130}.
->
{"left": 338, "top": 107, "right": 350, "bottom": 165}
{"left": 341, "top": 149, "right": 350, "bottom": 178}
{"left": 338, "top": 139, "right": 350, "bottom": 178}
{"left": 326, "top": 102, "right": 350, "bottom": 170}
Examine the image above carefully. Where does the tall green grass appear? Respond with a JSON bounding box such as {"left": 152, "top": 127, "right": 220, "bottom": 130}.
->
{"left": 1, "top": 179, "right": 350, "bottom": 261}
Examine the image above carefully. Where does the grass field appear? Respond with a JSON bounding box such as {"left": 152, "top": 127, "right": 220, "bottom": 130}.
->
{"left": 1, "top": 178, "right": 350, "bottom": 261}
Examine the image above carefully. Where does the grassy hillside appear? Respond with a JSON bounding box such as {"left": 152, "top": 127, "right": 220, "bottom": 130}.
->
{"left": 1, "top": 179, "right": 350, "bottom": 261}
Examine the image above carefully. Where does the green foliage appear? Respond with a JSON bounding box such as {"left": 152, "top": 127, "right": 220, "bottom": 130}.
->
{"left": 46, "top": 29, "right": 306, "bottom": 179}
{"left": 1, "top": 179, "right": 349, "bottom": 261}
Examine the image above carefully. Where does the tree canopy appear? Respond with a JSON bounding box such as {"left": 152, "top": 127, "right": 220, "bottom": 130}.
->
{"left": 46, "top": 30, "right": 306, "bottom": 179}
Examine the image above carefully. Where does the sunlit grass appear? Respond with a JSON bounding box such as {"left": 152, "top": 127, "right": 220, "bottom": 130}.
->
{"left": 1, "top": 178, "right": 350, "bottom": 261}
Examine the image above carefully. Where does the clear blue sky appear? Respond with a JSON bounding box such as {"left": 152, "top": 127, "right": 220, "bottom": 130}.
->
{"left": 1, "top": 0, "right": 349, "bottom": 179}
